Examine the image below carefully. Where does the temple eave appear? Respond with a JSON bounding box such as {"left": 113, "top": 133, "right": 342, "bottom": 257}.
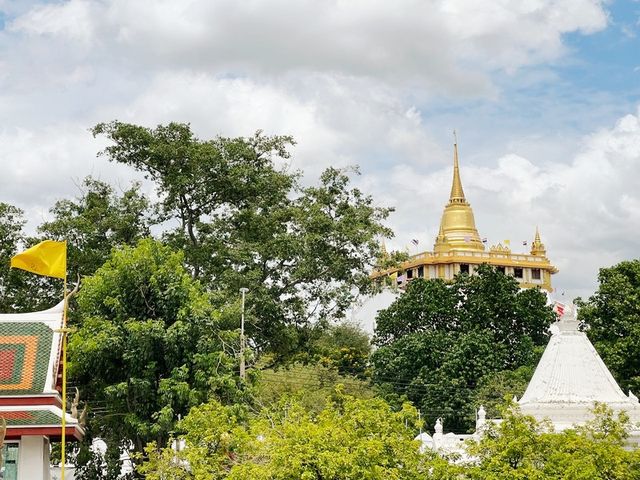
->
{"left": 4, "top": 425, "right": 84, "bottom": 442}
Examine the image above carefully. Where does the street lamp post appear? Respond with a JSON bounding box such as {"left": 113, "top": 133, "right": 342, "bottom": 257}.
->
{"left": 239, "top": 288, "right": 249, "bottom": 380}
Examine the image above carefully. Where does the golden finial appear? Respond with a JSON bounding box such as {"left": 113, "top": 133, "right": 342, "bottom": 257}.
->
{"left": 531, "top": 226, "right": 546, "bottom": 255}
{"left": 449, "top": 130, "right": 466, "bottom": 203}
{"left": 433, "top": 133, "right": 484, "bottom": 253}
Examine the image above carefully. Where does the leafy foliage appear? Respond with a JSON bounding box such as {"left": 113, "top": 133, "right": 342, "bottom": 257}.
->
{"left": 139, "top": 392, "right": 440, "bottom": 480}
{"left": 577, "top": 260, "right": 640, "bottom": 394}
{"left": 68, "top": 239, "right": 242, "bottom": 474}
{"left": 469, "top": 365, "right": 536, "bottom": 420}
{"left": 38, "top": 177, "right": 151, "bottom": 279}
{"left": 92, "top": 122, "right": 393, "bottom": 358}
{"left": 465, "top": 404, "right": 640, "bottom": 479}
{"left": 372, "top": 265, "right": 555, "bottom": 432}
{"left": 296, "top": 321, "right": 372, "bottom": 378}
{"left": 254, "top": 363, "right": 375, "bottom": 413}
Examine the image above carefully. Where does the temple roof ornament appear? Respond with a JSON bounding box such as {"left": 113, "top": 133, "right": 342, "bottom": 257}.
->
{"left": 530, "top": 226, "right": 546, "bottom": 256}
{"left": 449, "top": 134, "right": 467, "bottom": 204}
{"left": 489, "top": 243, "right": 511, "bottom": 253}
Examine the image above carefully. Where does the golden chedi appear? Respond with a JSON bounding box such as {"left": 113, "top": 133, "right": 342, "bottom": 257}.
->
{"left": 374, "top": 139, "right": 557, "bottom": 291}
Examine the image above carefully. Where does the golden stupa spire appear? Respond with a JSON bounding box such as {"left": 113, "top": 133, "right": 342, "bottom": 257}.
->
{"left": 449, "top": 130, "right": 467, "bottom": 204}
{"left": 531, "top": 226, "right": 546, "bottom": 256}
{"left": 433, "top": 133, "right": 484, "bottom": 253}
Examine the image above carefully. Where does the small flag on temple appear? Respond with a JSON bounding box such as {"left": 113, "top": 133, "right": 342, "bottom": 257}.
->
{"left": 482, "top": 238, "right": 488, "bottom": 243}
{"left": 504, "top": 239, "right": 511, "bottom": 246}
{"left": 10, "top": 240, "right": 67, "bottom": 279}
{"left": 554, "top": 302, "right": 565, "bottom": 317}
{"left": 411, "top": 239, "right": 419, "bottom": 246}
{"left": 522, "top": 241, "right": 528, "bottom": 246}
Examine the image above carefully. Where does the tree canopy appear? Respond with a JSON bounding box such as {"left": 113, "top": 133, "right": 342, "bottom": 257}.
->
{"left": 372, "top": 265, "right": 555, "bottom": 432}
{"left": 91, "top": 122, "right": 394, "bottom": 358}
{"left": 69, "top": 239, "right": 242, "bottom": 474}
{"left": 0, "top": 202, "right": 60, "bottom": 312}
{"left": 139, "top": 392, "right": 443, "bottom": 480}
{"left": 139, "top": 394, "right": 640, "bottom": 479}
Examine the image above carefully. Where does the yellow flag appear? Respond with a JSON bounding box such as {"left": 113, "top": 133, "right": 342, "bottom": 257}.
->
{"left": 11, "top": 240, "right": 67, "bottom": 279}
{"left": 504, "top": 239, "right": 511, "bottom": 246}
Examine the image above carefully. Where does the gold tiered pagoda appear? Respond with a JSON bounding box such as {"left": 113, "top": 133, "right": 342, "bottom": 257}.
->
{"left": 375, "top": 140, "right": 558, "bottom": 291}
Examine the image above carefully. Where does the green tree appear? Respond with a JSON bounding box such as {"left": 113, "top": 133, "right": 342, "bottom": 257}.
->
{"left": 0, "top": 202, "right": 28, "bottom": 311}
{"left": 91, "top": 122, "right": 393, "bottom": 358}
{"left": 38, "top": 177, "right": 151, "bottom": 280}
{"left": 371, "top": 265, "right": 555, "bottom": 432}
{"left": 577, "top": 260, "right": 640, "bottom": 394}
{"left": 139, "top": 392, "right": 444, "bottom": 480}
{"left": 69, "top": 239, "right": 242, "bottom": 477}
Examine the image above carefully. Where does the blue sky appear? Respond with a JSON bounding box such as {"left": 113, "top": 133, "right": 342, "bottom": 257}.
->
{"left": 0, "top": 0, "right": 639, "bottom": 307}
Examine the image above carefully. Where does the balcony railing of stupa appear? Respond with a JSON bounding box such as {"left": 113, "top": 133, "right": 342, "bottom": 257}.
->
{"left": 409, "top": 251, "right": 547, "bottom": 262}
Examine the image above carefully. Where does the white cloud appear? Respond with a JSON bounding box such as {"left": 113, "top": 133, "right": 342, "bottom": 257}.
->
{"left": 0, "top": 124, "right": 141, "bottom": 233}
{"left": 6, "top": 0, "right": 608, "bottom": 95}
{"left": 90, "top": 71, "right": 447, "bottom": 180}
{"left": 9, "top": 0, "right": 96, "bottom": 43}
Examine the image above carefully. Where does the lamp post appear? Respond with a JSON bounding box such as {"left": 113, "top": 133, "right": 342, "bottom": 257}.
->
{"left": 239, "top": 288, "right": 249, "bottom": 380}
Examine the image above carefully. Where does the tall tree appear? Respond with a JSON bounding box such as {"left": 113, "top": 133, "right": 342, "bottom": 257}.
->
{"left": 577, "top": 260, "right": 640, "bottom": 395}
{"left": 91, "top": 122, "right": 393, "bottom": 358}
{"left": 69, "top": 239, "right": 242, "bottom": 477}
{"left": 371, "top": 265, "right": 555, "bottom": 432}
{"left": 0, "top": 203, "right": 27, "bottom": 311}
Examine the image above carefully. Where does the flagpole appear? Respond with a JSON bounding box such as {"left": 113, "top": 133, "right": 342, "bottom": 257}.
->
{"left": 61, "top": 242, "right": 69, "bottom": 480}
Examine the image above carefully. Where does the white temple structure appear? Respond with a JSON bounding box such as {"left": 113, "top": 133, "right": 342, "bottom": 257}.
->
{"left": 518, "top": 304, "right": 640, "bottom": 440}
{"left": 418, "top": 303, "right": 640, "bottom": 451}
